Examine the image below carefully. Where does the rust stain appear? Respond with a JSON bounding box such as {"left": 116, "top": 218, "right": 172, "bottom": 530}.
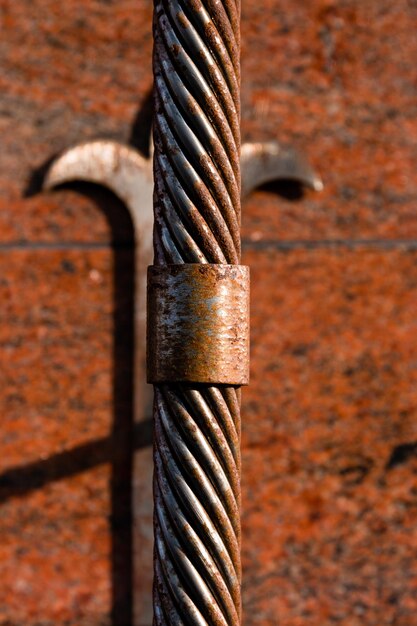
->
{"left": 147, "top": 264, "right": 249, "bottom": 385}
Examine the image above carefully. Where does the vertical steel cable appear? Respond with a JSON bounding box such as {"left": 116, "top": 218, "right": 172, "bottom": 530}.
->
{"left": 152, "top": 1, "right": 242, "bottom": 624}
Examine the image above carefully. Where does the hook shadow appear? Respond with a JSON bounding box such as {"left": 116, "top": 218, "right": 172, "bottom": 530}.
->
{"left": 10, "top": 170, "right": 149, "bottom": 624}
{"left": 129, "top": 88, "right": 153, "bottom": 158}
{"left": 259, "top": 179, "right": 305, "bottom": 201}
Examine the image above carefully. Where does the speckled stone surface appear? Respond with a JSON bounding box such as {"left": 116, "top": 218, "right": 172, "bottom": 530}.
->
{"left": 243, "top": 246, "right": 417, "bottom": 626}
{"left": 240, "top": 1, "right": 417, "bottom": 242}
{"left": 0, "top": 248, "right": 134, "bottom": 625}
{"left": 1, "top": 0, "right": 417, "bottom": 625}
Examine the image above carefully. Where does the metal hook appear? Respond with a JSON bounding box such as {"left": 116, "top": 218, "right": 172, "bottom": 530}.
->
{"left": 42, "top": 128, "right": 322, "bottom": 625}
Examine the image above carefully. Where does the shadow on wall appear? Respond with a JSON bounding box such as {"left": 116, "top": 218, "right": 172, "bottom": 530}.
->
{"left": 0, "top": 181, "right": 152, "bottom": 626}
{"left": 1, "top": 90, "right": 313, "bottom": 624}
{"left": 7, "top": 92, "right": 155, "bottom": 624}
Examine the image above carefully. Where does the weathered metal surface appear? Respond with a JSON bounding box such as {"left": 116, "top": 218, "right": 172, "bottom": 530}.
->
{"left": 153, "top": 383, "right": 242, "bottom": 625}
{"left": 43, "top": 139, "right": 155, "bottom": 625}
{"left": 42, "top": 9, "right": 323, "bottom": 620}
{"left": 43, "top": 139, "right": 154, "bottom": 345}
{"left": 151, "top": 0, "right": 244, "bottom": 623}
{"left": 44, "top": 137, "right": 322, "bottom": 210}
{"left": 241, "top": 141, "right": 323, "bottom": 196}
{"left": 147, "top": 264, "right": 249, "bottom": 385}
{"left": 42, "top": 115, "right": 322, "bottom": 626}
{"left": 43, "top": 139, "right": 153, "bottom": 398}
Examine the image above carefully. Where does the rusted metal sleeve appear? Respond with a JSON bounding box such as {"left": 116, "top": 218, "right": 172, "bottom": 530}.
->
{"left": 151, "top": 1, "right": 243, "bottom": 624}
{"left": 147, "top": 264, "right": 249, "bottom": 385}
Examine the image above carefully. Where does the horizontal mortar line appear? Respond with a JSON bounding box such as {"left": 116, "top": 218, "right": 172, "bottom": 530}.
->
{"left": 1, "top": 239, "right": 417, "bottom": 252}
{"left": 242, "top": 239, "right": 417, "bottom": 251}
{"left": 0, "top": 241, "right": 133, "bottom": 251}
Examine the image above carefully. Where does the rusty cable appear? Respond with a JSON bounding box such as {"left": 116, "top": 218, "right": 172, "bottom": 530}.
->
{"left": 151, "top": 1, "right": 243, "bottom": 624}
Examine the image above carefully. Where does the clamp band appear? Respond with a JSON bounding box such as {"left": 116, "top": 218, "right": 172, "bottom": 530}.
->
{"left": 147, "top": 264, "right": 250, "bottom": 385}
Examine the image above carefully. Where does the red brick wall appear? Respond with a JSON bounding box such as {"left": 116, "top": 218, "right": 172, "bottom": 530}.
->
{"left": 1, "top": 1, "right": 417, "bottom": 625}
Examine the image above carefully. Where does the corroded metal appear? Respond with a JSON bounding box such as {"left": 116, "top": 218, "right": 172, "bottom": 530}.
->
{"left": 44, "top": 136, "right": 323, "bottom": 209}
{"left": 43, "top": 140, "right": 154, "bottom": 413}
{"left": 43, "top": 113, "right": 322, "bottom": 626}
{"left": 40, "top": 3, "right": 325, "bottom": 621}
{"left": 43, "top": 12, "right": 324, "bottom": 620}
{"left": 147, "top": 264, "right": 249, "bottom": 385}
{"left": 151, "top": 0, "right": 244, "bottom": 624}
{"left": 241, "top": 141, "right": 323, "bottom": 196}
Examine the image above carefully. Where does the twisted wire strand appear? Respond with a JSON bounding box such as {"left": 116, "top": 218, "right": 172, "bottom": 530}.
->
{"left": 152, "top": 1, "right": 242, "bottom": 624}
